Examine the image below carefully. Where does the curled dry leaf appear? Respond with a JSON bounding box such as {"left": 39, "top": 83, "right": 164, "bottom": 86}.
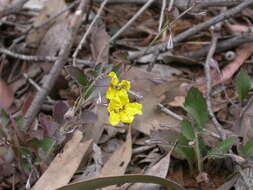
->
{"left": 31, "top": 130, "right": 93, "bottom": 190}
{"left": 100, "top": 128, "right": 132, "bottom": 190}
{"left": 122, "top": 66, "right": 188, "bottom": 135}
{"left": 91, "top": 19, "right": 110, "bottom": 65}
{"left": 129, "top": 147, "right": 174, "bottom": 190}
{"left": 0, "top": 78, "right": 14, "bottom": 110}
{"left": 100, "top": 128, "right": 132, "bottom": 177}
{"left": 26, "top": 0, "right": 67, "bottom": 48}
{"left": 168, "top": 96, "right": 185, "bottom": 107}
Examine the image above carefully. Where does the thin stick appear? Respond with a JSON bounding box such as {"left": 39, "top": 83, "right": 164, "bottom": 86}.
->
{"left": 204, "top": 31, "right": 225, "bottom": 140}
{"left": 110, "top": 0, "right": 155, "bottom": 42}
{"left": 158, "top": 103, "right": 183, "bottom": 121}
{"left": 0, "top": 47, "right": 93, "bottom": 66}
{"left": 185, "top": 32, "right": 253, "bottom": 58}
{"left": 22, "top": 0, "right": 91, "bottom": 131}
{"left": 158, "top": 0, "right": 166, "bottom": 32}
{"left": 128, "top": 0, "right": 253, "bottom": 60}
{"left": 168, "top": 0, "right": 175, "bottom": 11}
{"left": 94, "top": 0, "right": 242, "bottom": 9}
{"left": 72, "top": 0, "right": 110, "bottom": 66}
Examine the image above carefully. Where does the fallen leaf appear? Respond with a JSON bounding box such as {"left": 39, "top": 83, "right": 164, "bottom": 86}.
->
{"left": 129, "top": 147, "right": 174, "bottom": 190}
{"left": 91, "top": 19, "right": 110, "bottom": 65}
{"left": 0, "top": 0, "right": 11, "bottom": 11}
{"left": 31, "top": 130, "right": 92, "bottom": 190}
{"left": 26, "top": 0, "right": 67, "bottom": 48}
{"left": 21, "top": 93, "right": 34, "bottom": 115}
{"left": 100, "top": 128, "right": 132, "bottom": 176}
{"left": 122, "top": 66, "right": 188, "bottom": 135}
{"left": 100, "top": 128, "right": 132, "bottom": 190}
{"left": 169, "top": 96, "right": 185, "bottom": 107}
{"left": 0, "top": 78, "right": 14, "bottom": 110}
{"left": 37, "top": 20, "right": 71, "bottom": 72}
{"left": 53, "top": 101, "right": 69, "bottom": 125}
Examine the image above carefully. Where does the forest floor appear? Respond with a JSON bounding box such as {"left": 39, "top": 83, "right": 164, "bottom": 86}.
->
{"left": 1, "top": 0, "right": 253, "bottom": 190}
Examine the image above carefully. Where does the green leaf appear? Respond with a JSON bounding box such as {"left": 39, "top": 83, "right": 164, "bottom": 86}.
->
{"left": 30, "top": 137, "right": 55, "bottom": 152}
{"left": 83, "top": 85, "right": 95, "bottom": 100}
{"left": 235, "top": 69, "right": 251, "bottom": 103}
{"left": 20, "top": 147, "right": 33, "bottom": 173}
{"left": 240, "top": 137, "right": 253, "bottom": 157}
{"left": 57, "top": 174, "right": 186, "bottom": 190}
{"left": 175, "top": 135, "right": 195, "bottom": 170}
{"left": 183, "top": 87, "right": 208, "bottom": 127}
{"left": 181, "top": 120, "right": 195, "bottom": 141}
{"left": 65, "top": 66, "right": 89, "bottom": 86}
{"left": 208, "top": 137, "right": 237, "bottom": 158}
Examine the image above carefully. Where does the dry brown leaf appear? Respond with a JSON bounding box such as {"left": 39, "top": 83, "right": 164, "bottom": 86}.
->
{"left": 100, "top": 128, "right": 132, "bottom": 177}
{"left": 0, "top": 0, "right": 11, "bottom": 11}
{"left": 122, "top": 67, "right": 188, "bottom": 135}
{"left": 100, "top": 128, "right": 132, "bottom": 190}
{"left": 84, "top": 104, "right": 108, "bottom": 143}
{"left": 0, "top": 78, "right": 14, "bottom": 110}
{"left": 168, "top": 96, "right": 185, "bottom": 107}
{"left": 31, "top": 130, "right": 92, "bottom": 190}
{"left": 238, "top": 104, "right": 253, "bottom": 143}
{"left": 37, "top": 20, "right": 71, "bottom": 72}
{"left": 26, "top": 0, "right": 67, "bottom": 47}
{"left": 91, "top": 19, "right": 110, "bottom": 65}
{"left": 227, "top": 24, "right": 253, "bottom": 33}
{"left": 128, "top": 146, "right": 174, "bottom": 190}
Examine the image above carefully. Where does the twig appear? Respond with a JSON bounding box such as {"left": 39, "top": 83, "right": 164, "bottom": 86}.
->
{"left": 204, "top": 30, "right": 226, "bottom": 140}
{"left": 158, "top": 0, "right": 166, "bottom": 32}
{"left": 110, "top": 0, "right": 155, "bottom": 42}
{"left": 22, "top": 73, "right": 55, "bottom": 103}
{"left": 158, "top": 103, "right": 222, "bottom": 140}
{"left": 0, "top": 0, "right": 29, "bottom": 19}
{"left": 168, "top": 0, "right": 175, "bottom": 11}
{"left": 22, "top": 0, "right": 91, "bottom": 131}
{"left": 184, "top": 32, "right": 253, "bottom": 58}
{"left": 0, "top": 47, "right": 93, "bottom": 66}
{"left": 128, "top": 0, "right": 253, "bottom": 60}
{"left": 95, "top": 0, "right": 243, "bottom": 9}
{"left": 158, "top": 103, "right": 183, "bottom": 121}
{"left": 72, "top": 0, "right": 110, "bottom": 66}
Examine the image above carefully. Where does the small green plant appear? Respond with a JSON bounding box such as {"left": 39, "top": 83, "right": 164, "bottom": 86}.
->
{"left": 239, "top": 137, "right": 253, "bottom": 158}
{"left": 175, "top": 70, "right": 253, "bottom": 174}
{"left": 235, "top": 69, "right": 251, "bottom": 103}
{"left": 174, "top": 88, "right": 237, "bottom": 173}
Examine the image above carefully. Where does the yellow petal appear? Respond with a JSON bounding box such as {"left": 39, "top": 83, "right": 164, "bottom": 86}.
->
{"left": 120, "top": 111, "right": 134, "bottom": 124}
{"left": 119, "top": 80, "right": 131, "bottom": 90}
{"left": 108, "top": 98, "right": 123, "bottom": 112}
{"left": 117, "top": 89, "right": 129, "bottom": 104}
{"left": 125, "top": 102, "right": 142, "bottom": 115}
{"left": 108, "top": 72, "right": 119, "bottom": 86}
{"left": 106, "top": 87, "right": 117, "bottom": 100}
{"left": 109, "top": 111, "right": 120, "bottom": 126}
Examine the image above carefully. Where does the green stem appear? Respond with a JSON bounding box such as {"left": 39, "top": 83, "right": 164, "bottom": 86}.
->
{"left": 194, "top": 133, "right": 202, "bottom": 173}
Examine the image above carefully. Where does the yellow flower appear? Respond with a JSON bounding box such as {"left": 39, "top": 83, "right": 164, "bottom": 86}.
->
{"left": 106, "top": 72, "right": 142, "bottom": 126}
{"left": 106, "top": 72, "right": 130, "bottom": 105}
{"left": 107, "top": 99, "right": 142, "bottom": 126}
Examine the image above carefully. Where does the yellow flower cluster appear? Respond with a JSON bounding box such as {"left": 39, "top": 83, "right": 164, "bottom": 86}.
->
{"left": 106, "top": 72, "right": 142, "bottom": 126}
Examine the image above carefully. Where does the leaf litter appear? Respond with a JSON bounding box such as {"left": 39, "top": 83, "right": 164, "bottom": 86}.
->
{"left": 2, "top": 1, "right": 253, "bottom": 190}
